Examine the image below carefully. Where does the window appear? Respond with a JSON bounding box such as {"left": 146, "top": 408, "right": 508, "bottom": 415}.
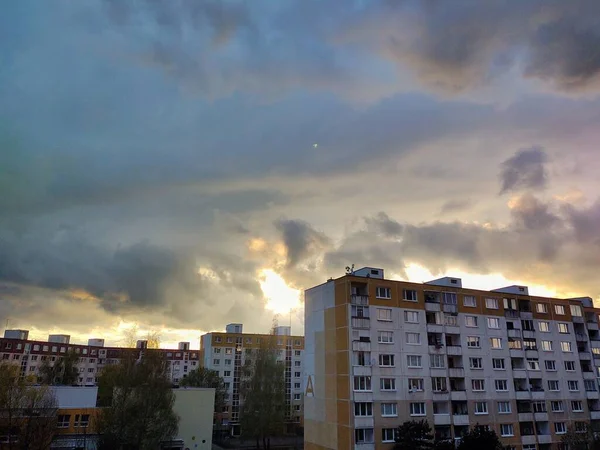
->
{"left": 551, "top": 401, "right": 564, "bottom": 412}
{"left": 74, "top": 414, "right": 89, "bottom": 428}
{"left": 533, "top": 401, "right": 546, "bottom": 413}
{"left": 508, "top": 339, "right": 522, "bottom": 349}
{"left": 377, "top": 308, "right": 392, "bottom": 321}
{"left": 57, "top": 415, "right": 70, "bottom": 428}
{"left": 213, "top": 348, "right": 221, "bottom": 354}
{"left": 523, "top": 338, "right": 537, "bottom": 350}
{"left": 294, "top": 361, "right": 301, "bottom": 367}
{"left": 381, "top": 403, "right": 397, "bottom": 417}
{"left": 541, "top": 340, "right": 553, "bottom": 351}
{"left": 404, "top": 311, "right": 419, "bottom": 323}
{"left": 558, "top": 323, "right": 569, "bottom": 334}
{"left": 585, "top": 379, "right": 597, "bottom": 391}
{"left": 354, "top": 351, "right": 371, "bottom": 366}
{"left": 536, "top": 303, "right": 548, "bottom": 313}
{"left": 224, "top": 370, "right": 231, "bottom": 377}
{"left": 472, "top": 379, "right": 485, "bottom": 391}
{"left": 554, "top": 422, "right": 567, "bottom": 434}
{"left": 382, "top": 428, "right": 396, "bottom": 443}
{"left": 571, "top": 400, "right": 583, "bottom": 412}
{"left": 485, "top": 298, "right": 499, "bottom": 309}
{"left": 225, "top": 348, "right": 233, "bottom": 355}
{"left": 495, "top": 380, "right": 508, "bottom": 391}
{"left": 403, "top": 289, "right": 417, "bottom": 301}
{"left": 408, "top": 378, "right": 424, "bottom": 392}
{"left": 294, "top": 371, "right": 301, "bottom": 377}
{"left": 379, "top": 354, "right": 395, "bottom": 367}
{"left": 354, "top": 402, "right": 373, "bottom": 417}
{"left": 575, "top": 422, "right": 587, "bottom": 433}
{"left": 442, "top": 292, "right": 457, "bottom": 305}
{"left": 555, "top": 305, "right": 565, "bottom": 315}
{"left": 487, "top": 317, "right": 500, "bottom": 329}
{"left": 568, "top": 380, "right": 579, "bottom": 391}
{"left": 213, "top": 359, "right": 220, "bottom": 365}
{"left": 497, "top": 401, "right": 511, "bottom": 414}
{"left": 500, "top": 424, "right": 514, "bottom": 437}
{"left": 410, "top": 402, "right": 426, "bottom": 416}
{"left": 504, "top": 298, "right": 517, "bottom": 310}
{"left": 465, "top": 316, "right": 478, "bottom": 327}
{"left": 295, "top": 350, "right": 301, "bottom": 356}
{"left": 354, "top": 376, "right": 372, "bottom": 391}
{"left": 545, "top": 360, "right": 556, "bottom": 371}
{"left": 527, "top": 358, "right": 540, "bottom": 370}
{"left": 380, "top": 378, "right": 396, "bottom": 391}
{"left": 561, "top": 341, "right": 572, "bottom": 352}
{"left": 294, "top": 382, "right": 301, "bottom": 389}
{"left": 355, "top": 428, "right": 374, "bottom": 444}
{"left": 463, "top": 295, "right": 476, "bottom": 307}
{"left": 444, "top": 314, "right": 458, "bottom": 326}
{"left": 376, "top": 287, "right": 391, "bottom": 299}
{"left": 469, "top": 357, "right": 483, "bottom": 369}
{"left": 407, "top": 355, "right": 422, "bottom": 368}
{"left": 225, "top": 359, "right": 232, "bottom": 366}
{"left": 570, "top": 304, "right": 583, "bottom": 316}
{"left": 405, "top": 332, "right": 421, "bottom": 345}
{"left": 522, "top": 319, "right": 534, "bottom": 331}
{"left": 378, "top": 331, "right": 394, "bottom": 344}
{"left": 474, "top": 401, "right": 488, "bottom": 414}
{"left": 430, "top": 354, "right": 445, "bottom": 369}
{"left": 465, "top": 337, "right": 479, "bottom": 349}
{"left": 432, "top": 377, "right": 447, "bottom": 392}
{"left": 490, "top": 338, "right": 502, "bottom": 349}
{"left": 538, "top": 321, "right": 550, "bottom": 332}
{"left": 492, "top": 358, "right": 505, "bottom": 370}
{"left": 564, "top": 361, "right": 576, "bottom": 371}
{"left": 548, "top": 380, "right": 560, "bottom": 391}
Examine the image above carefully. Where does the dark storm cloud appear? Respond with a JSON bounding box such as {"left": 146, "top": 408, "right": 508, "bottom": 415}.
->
{"left": 274, "top": 219, "right": 329, "bottom": 268}
{"left": 439, "top": 199, "right": 473, "bottom": 215}
{"left": 510, "top": 193, "right": 560, "bottom": 231}
{"left": 499, "top": 146, "right": 549, "bottom": 194}
{"left": 365, "top": 212, "right": 404, "bottom": 238}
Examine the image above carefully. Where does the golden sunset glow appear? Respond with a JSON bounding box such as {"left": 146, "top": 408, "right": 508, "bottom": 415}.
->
{"left": 259, "top": 269, "right": 302, "bottom": 314}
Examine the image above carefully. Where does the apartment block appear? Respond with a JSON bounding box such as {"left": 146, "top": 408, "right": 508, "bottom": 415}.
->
{"left": 304, "top": 267, "right": 600, "bottom": 450}
{"left": 0, "top": 332, "right": 201, "bottom": 386}
{"left": 200, "top": 323, "right": 305, "bottom": 436}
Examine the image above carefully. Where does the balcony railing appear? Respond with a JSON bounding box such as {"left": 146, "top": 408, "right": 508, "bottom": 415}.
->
{"left": 351, "top": 317, "right": 371, "bottom": 329}
{"left": 350, "top": 294, "right": 369, "bottom": 305}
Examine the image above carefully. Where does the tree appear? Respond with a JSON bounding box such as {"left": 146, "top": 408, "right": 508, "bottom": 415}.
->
{"left": 434, "top": 439, "right": 455, "bottom": 450}
{"left": 121, "top": 326, "right": 161, "bottom": 349}
{"left": 394, "top": 420, "right": 434, "bottom": 450}
{"left": 97, "top": 351, "right": 179, "bottom": 450}
{"left": 561, "top": 423, "right": 600, "bottom": 450}
{"left": 457, "top": 425, "right": 503, "bottom": 450}
{"left": 241, "top": 332, "right": 286, "bottom": 449}
{"left": 0, "top": 363, "right": 58, "bottom": 450}
{"left": 38, "top": 350, "right": 79, "bottom": 385}
{"left": 180, "top": 367, "right": 226, "bottom": 412}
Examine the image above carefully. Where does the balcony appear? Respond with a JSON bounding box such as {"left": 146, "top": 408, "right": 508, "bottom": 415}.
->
{"left": 425, "top": 303, "right": 441, "bottom": 312}
{"left": 443, "top": 304, "right": 458, "bottom": 314}
{"left": 587, "top": 391, "right": 600, "bottom": 400}
{"left": 590, "top": 411, "right": 600, "bottom": 420}
{"left": 537, "top": 435, "right": 552, "bottom": 444}
{"left": 579, "top": 351, "right": 592, "bottom": 360}
{"left": 351, "top": 317, "right": 370, "bottom": 329}
{"left": 432, "top": 391, "right": 450, "bottom": 401}
{"left": 573, "top": 315, "right": 585, "bottom": 323}
{"left": 427, "top": 324, "right": 444, "bottom": 333}
{"left": 509, "top": 349, "right": 525, "bottom": 357}
{"left": 446, "top": 346, "right": 462, "bottom": 356}
{"left": 576, "top": 333, "right": 588, "bottom": 341}
{"left": 504, "top": 310, "right": 519, "bottom": 319}
{"left": 352, "top": 366, "right": 372, "bottom": 376}
{"left": 518, "top": 413, "right": 533, "bottom": 422}
{"left": 448, "top": 368, "right": 465, "bottom": 378}
{"left": 507, "top": 329, "right": 522, "bottom": 338}
{"left": 588, "top": 321, "right": 599, "bottom": 331}
{"left": 453, "top": 415, "right": 470, "bottom": 426}
{"left": 521, "top": 435, "right": 537, "bottom": 446}
{"left": 352, "top": 341, "right": 371, "bottom": 352}
{"left": 350, "top": 294, "right": 369, "bottom": 305}
{"left": 523, "top": 330, "right": 535, "bottom": 339}
{"left": 520, "top": 311, "right": 533, "bottom": 320}
{"left": 450, "top": 391, "right": 467, "bottom": 401}
{"left": 534, "top": 412, "right": 549, "bottom": 421}
{"left": 354, "top": 416, "right": 374, "bottom": 428}
{"left": 444, "top": 325, "right": 460, "bottom": 335}
{"left": 429, "top": 345, "right": 445, "bottom": 354}
{"left": 531, "top": 391, "right": 546, "bottom": 400}
{"left": 516, "top": 390, "right": 531, "bottom": 400}
{"left": 433, "top": 414, "right": 451, "bottom": 425}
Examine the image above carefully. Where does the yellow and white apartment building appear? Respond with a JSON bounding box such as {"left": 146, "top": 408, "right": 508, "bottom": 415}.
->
{"left": 304, "top": 267, "right": 600, "bottom": 450}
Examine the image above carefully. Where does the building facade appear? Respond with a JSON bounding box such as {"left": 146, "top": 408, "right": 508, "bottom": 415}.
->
{"left": 0, "top": 331, "right": 201, "bottom": 386}
{"left": 304, "top": 267, "right": 600, "bottom": 450}
{"left": 200, "top": 323, "right": 304, "bottom": 436}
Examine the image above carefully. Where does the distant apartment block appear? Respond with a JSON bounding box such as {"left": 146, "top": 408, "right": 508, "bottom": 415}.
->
{"left": 200, "top": 323, "right": 304, "bottom": 436}
{"left": 304, "top": 267, "right": 600, "bottom": 450}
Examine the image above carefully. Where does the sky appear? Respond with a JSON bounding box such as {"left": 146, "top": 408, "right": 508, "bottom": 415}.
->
{"left": 1, "top": 0, "right": 600, "bottom": 349}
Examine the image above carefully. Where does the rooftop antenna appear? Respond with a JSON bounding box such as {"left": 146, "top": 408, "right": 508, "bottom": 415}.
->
{"left": 345, "top": 264, "right": 355, "bottom": 275}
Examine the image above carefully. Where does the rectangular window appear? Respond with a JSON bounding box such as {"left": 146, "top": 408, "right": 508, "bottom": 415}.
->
{"left": 377, "top": 308, "right": 392, "bottom": 321}
{"left": 408, "top": 378, "right": 424, "bottom": 392}
{"left": 497, "top": 401, "right": 511, "bottom": 414}
{"left": 485, "top": 298, "right": 499, "bottom": 309}
{"left": 224, "top": 370, "right": 231, "bottom": 377}
{"left": 294, "top": 393, "right": 301, "bottom": 400}
{"left": 354, "top": 402, "right": 373, "bottom": 417}
{"left": 444, "top": 314, "right": 458, "bottom": 326}
{"left": 575, "top": 422, "right": 587, "bottom": 433}
{"left": 407, "top": 355, "right": 422, "bottom": 368}
{"left": 382, "top": 428, "right": 396, "bottom": 443}
{"left": 571, "top": 400, "right": 583, "bottom": 412}
{"left": 403, "top": 289, "right": 418, "bottom": 301}
{"left": 533, "top": 401, "right": 546, "bottom": 413}
{"left": 508, "top": 339, "right": 522, "bottom": 349}
{"left": 432, "top": 377, "right": 447, "bottom": 392}
{"left": 410, "top": 402, "right": 426, "bottom": 416}
{"left": 490, "top": 338, "right": 502, "bottom": 349}
{"left": 472, "top": 379, "right": 485, "bottom": 391}
{"left": 523, "top": 338, "right": 537, "bottom": 350}
{"left": 565, "top": 361, "right": 576, "bottom": 371}
{"left": 545, "top": 360, "right": 556, "bottom": 371}
{"left": 541, "top": 340, "right": 553, "bottom": 351}
{"left": 487, "top": 317, "right": 500, "bottom": 329}
{"left": 548, "top": 380, "right": 560, "bottom": 391}
{"left": 463, "top": 295, "right": 476, "bottom": 307}
{"left": 442, "top": 292, "right": 457, "bottom": 305}
{"left": 495, "top": 380, "right": 508, "bottom": 391}
{"left": 492, "top": 358, "right": 505, "bottom": 370}
{"left": 213, "top": 359, "right": 220, "bottom": 365}
{"left": 474, "top": 401, "right": 488, "bottom": 414}
{"left": 379, "top": 354, "right": 395, "bottom": 367}
{"left": 380, "top": 378, "right": 396, "bottom": 391}
{"left": 568, "top": 380, "right": 579, "bottom": 391}
{"left": 378, "top": 331, "right": 394, "bottom": 344}
{"left": 536, "top": 303, "right": 548, "bottom": 313}
{"left": 353, "top": 376, "right": 372, "bottom": 391}
{"left": 376, "top": 287, "right": 391, "bottom": 299}
{"left": 430, "top": 354, "right": 445, "bottom": 369}
{"left": 381, "top": 403, "right": 397, "bottom": 417}
{"left": 355, "top": 428, "right": 374, "bottom": 444}
{"left": 465, "top": 316, "right": 478, "bottom": 327}
{"left": 57, "top": 415, "right": 70, "bottom": 428}
{"left": 551, "top": 400, "right": 564, "bottom": 412}
{"left": 404, "top": 311, "right": 419, "bottom": 323}
{"left": 585, "top": 379, "right": 598, "bottom": 391}
{"left": 405, "top": 332, "right": 421, "bottom": 345}
{"left": 522, "top": 319, "right": 534, "bottom": 331}
{"left": 555, "top": 305, "right": 565, "bottom": 315}
{"left": 467, "top": 336, "right": 480, "bottom": 348}
{"left": 558, "top": 323, "right": 569, "bottom": 334}
{"left": 294, "top": 371, "right": 301, "bottom": 377}
{"left": 504, "top": 298, "right": 517, "bottom": 310}
{"left": 213, "top": 348, "right": 221, "bottom": 354}
{"left": 527, "top": 358, "right": 540, "bottom": 370}
{"left": 554, "top": 423, "right": 566, "bottom": 434}
{"left": 561, "top": 341, "right": 572, "bottom": 352}
{"left": 570, "top": 305, "right": 583, "bottom": 317}
{"left": 469, "top": 357, "right": 483, "bottom": 369}
{"left": 538, "top": 321, "right": 550, "bottom": 332}
{"left": 500, "top": 424, "right": 514, "bottom": 437}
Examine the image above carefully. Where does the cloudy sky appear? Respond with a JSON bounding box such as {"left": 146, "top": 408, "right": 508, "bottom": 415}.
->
{"left": 1, "top": 0, "right": 600, "bottom": 348}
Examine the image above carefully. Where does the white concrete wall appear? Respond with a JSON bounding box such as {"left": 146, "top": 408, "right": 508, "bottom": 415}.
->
{"left": 173, "top": 388, "right": 215, "bottom": 450}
